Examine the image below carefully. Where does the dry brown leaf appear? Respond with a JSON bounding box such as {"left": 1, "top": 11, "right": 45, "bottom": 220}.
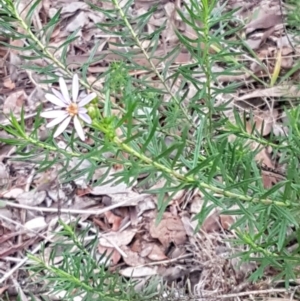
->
{"left": 0, "top": 163, "right": 8, "bottom": 190}
{"left": 137, "top": 196, "right": 156, "bottom": 215}
{"left": 128, "top": 206, "right": 138, "bottom": 226}
{"left": 190, "top": 194, "right": 205, "bottom": 214}
{"left": 261, "top": 170, "right": 279, "bottom": 189}
{"left": 66, "top": 11, "right": 86, "bottom": 32}
{"left": 3, "top": 77, "right": 15, "bottom": 90}
{"left": 121, "top": 246, "right": 149, "bottom": 267}
{"left": 104, "top": 211, "right": 123, "bottom": 231}
{"left": 245, "top": 37, "right": 263, "bottom": 50}
{"left": 86, "top": 11, "right": 105, "bottom": 24}
{"left": 0, "top": 285, "right": 9, "bottom": 295}
{"left": 147, "top": 244, "right": 168, "bottom": 261}
{"left": 245, "top": 13, "right": 282, "bottom": 34}
{"left": 93, "top": 217, "right": 109, "bottom": 231}
{"left": 135, "top": 0, "right": 168, "bottom": 10}
{"left": 180, "top": 215, "right": 195, "bottom": 236}
{"left": 149, "top": 213, "right": 187, "bottom": 247}
{"left": 248, "top": 109, "right": 278, "bottom": 136}
{"left": 23, "top": 217, "right": 47, "bottom": 236}
{"left": 34, "top": 169, "right": 57, "bottom": 191}
{"left": 130, "top": 238, "right": 142, "bottom": 253}
{"left": 139, "top": 244, "right": 153, "bottom": 257}
{"left": 3, "top": 90, "right": 27, "bottom": 115}
{"left": 60, "top": 2, "right": 89, "bottom": 15}
{"left": 16, "top": 190, "right": 46, "bottom": 206}
{"left": 281, "top": 47, "right": 294, "bottom": 69}
{"left": 98, "top": 229, "right": 137, "bottom": 248}
{"left": 251, "top": 142, "right": 274, "bottom": 169}
{"left": 0, "top": 144, "right": 15, "bottom": 162}
{"left": 201, "top": 210, "right": 221, "bottom": 233}
{"left": 248, "top": 138, "right": 280, "bottom": 188}
{"left": 219, "top": 215, "right": 235, "bottom": 231}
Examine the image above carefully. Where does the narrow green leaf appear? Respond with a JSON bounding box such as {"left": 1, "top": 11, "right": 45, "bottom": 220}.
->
{"left": 25, "top": 0, "right": 42, "bottom": 24}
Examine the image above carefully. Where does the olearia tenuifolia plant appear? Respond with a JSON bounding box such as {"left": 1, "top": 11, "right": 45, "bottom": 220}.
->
{"left": 1, "top": 0, "right": 300, "bottom": 297}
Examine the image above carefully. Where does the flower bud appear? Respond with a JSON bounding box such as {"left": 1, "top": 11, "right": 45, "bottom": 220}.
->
{"left": 87, "top": 104, "right": 98, "bottom": 120}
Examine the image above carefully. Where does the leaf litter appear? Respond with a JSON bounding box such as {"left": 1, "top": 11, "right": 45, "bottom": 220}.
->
{"left": 0, "top": 0, "right": 299, "bottom": 300}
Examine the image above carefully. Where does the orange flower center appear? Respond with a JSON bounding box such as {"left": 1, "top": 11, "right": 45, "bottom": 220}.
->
{"left": 66, "top": 103, "right": 78, "bottom": 117}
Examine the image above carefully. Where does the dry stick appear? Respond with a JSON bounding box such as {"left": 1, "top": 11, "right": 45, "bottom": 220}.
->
{"left": 217, "top": 288, "right": 292, "bottom": 299}
{"left": 3, "top": 199, "right": 130, "bottom": 215}
{"left": 2, "top": 257, "right": 24, "bottom": 263}
{"left": 135, "top": 253, "right": 192, "bottom": 268}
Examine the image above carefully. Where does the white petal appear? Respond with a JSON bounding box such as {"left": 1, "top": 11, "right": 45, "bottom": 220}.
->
{"left": 59, "top": 77, "right": 71, "bottom": 104}
{"left": 79, "top": 112, "right": 92, "bottom": 124}
{"left": 72, "top": 74, "right": 79, "bottom": 103}
{"left": 54, "top": 116, "right": 72, "bottom": 137}
{"left": 45, "top": 94, "right": 67, "bottom": 107}
{"left": 78, "top": 107, "right": 87, "bottom": 114}
{"left": 52, "top": 88, "right": 69, "bottom": 105}
{"left": 46, "top": 113, "right": 69, "bottom": 128}
{"left": 78, "top": 93, "right": 96, "bottom": 107}
{"left": 74, "top": 115, "right": 85, "bottom": 141}
{"left": 41, "top": 110, "right": 67, "bottom": 118}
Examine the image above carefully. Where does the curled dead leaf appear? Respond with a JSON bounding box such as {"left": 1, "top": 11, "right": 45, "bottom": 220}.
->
{"left": 219, "top": 215, "right": 235, "bottom": 231}
{"left": 98, "top": 229, "right": 137, "bottom": 248}
{"left": 201, "top": 210, "right": 221, "bottom": 233}
{"left": 3, "top": 90, "right": 27, "bottom": 115}
{"left": 147, "top": 244, "right": 168, "bottom": 261}
{"left": 16, "top": 190, "right": 46, "bottom": 206}
{"left": 104, "top": 211, "right": 123, "bottom": 231}
{"left": 149, "top": 213, "right": 187, "bottom": 248}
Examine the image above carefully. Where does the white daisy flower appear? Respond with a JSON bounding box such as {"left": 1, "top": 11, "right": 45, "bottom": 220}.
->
{"left": 41, "top": 74, "right": 96, "bottom": 141}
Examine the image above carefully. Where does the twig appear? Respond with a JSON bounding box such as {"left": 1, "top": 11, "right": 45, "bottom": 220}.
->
{"left": 217, "top": 288, "right": 292, "bottom": 299}
{"left": 136, "top": 253, "right": 192, "bottom": 268}
{"left": 3, "top": 199, "right": 131, "bottom": 215}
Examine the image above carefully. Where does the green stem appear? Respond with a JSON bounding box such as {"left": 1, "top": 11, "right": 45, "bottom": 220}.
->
{"left": 113, "top": 136, "right": 290, "bottom": 207}
{"left": 20, "top": 126, "right": 291, "bottom": 208}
